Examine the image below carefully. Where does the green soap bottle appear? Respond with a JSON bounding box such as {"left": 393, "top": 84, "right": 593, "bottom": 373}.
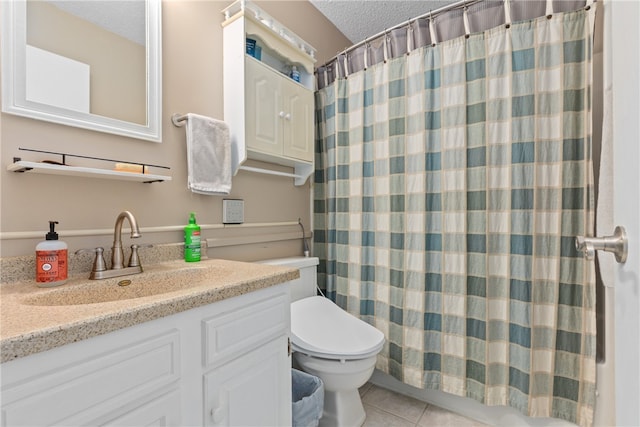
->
{"left": 184, "top": 212, "right": 201, "bottom": 262}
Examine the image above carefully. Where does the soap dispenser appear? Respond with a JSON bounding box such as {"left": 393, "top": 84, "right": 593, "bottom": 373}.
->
{"left": 184, "top": 212, "right": 201, "bottom": 262}
{"left": 36, "top": 221, "right": 68, "bottom": 287}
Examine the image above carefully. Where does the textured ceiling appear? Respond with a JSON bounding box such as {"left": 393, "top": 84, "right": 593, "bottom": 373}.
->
{"left": 309, "top": 0, "right": 459, "bottom": 44}
{"left": 48, "top": 0, "right": 145, "bottom": 46}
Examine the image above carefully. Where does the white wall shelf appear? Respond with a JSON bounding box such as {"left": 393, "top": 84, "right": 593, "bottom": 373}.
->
{"left": 8, "top": 161, "right": 171, "bottom": 183}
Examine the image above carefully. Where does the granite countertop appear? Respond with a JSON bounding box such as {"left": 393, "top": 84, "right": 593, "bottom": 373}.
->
{"left": 0, "top": 258, "right": 299, "bottom": 363}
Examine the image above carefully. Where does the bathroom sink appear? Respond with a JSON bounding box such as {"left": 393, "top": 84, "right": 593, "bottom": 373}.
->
{"left": 21, "top": 263, "right": 230, "bottom": 306}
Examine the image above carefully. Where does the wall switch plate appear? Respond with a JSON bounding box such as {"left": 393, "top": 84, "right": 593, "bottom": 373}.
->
{"left": 223, "top": 199, "right": 244, "bottom": 224}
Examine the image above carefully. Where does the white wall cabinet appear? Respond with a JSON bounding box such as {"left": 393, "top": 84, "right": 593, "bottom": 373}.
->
{"left": 222, "top": 0, "right": 316, "bottom": 185}
{"left": 0, "top": 283, "right": 291, "bottom": 427}
{"left": 245, "top": 57, "right": 314, "bottom": 163}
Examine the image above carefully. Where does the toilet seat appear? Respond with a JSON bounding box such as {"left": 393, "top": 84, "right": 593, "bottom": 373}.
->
{"left": 291, "top": 296, "right": 385, "bottom": 360}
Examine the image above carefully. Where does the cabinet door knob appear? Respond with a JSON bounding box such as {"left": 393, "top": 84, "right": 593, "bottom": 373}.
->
{"left": 279, "top": 111, "right": 286, "bottom": 118}
{"left": 284, "top": 113, "right": 291, "bottom": 120}
{"left": 211, "top": 406, "right": 226, "bottom": 423}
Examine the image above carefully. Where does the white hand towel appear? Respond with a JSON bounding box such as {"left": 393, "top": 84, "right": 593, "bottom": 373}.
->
{"left": 185, "top": 113, "right": 231, "bottom": 195}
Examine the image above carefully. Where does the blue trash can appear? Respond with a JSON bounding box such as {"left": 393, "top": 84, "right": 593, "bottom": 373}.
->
{"left": 291, "top": 368, "right": 324, "bottom": 427}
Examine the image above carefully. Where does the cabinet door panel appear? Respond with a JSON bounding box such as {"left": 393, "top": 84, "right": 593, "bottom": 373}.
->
{"left": 100, "top": 389, "right": 182, "bottom": 427}
{"left": 282, "top": 79, "right": 314, "bottom": 162}
{"left": 1, "top": 331, "right": 180, "bottom": 427}
{"left": 204, "top": 337, "right": 291, "bottom": 427}
{"left": 245, "top": 58, "right": 281, "bottom": 156}
{"left": 202, "top": 293, "right": 288, "bottom": 369}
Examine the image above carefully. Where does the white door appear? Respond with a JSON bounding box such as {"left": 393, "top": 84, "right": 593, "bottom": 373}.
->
{"left": 610, "top": 1, "right": 640, "bottom": 425}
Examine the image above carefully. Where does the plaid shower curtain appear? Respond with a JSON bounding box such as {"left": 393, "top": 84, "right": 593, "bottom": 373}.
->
{"left": 314, "top": 7, "right": 597, "bottom": 427}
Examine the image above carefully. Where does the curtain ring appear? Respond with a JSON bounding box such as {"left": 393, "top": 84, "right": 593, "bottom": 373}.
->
{"left": 463, "top": 2, "right": 471, "bottom": 39}
{"left": 364, "top": 39, "right": 369, "bottom": 70}
{"left": 343, "top": 49, "right": 350, "bottom": 78}
{"left": 323, "top": 66, "right": 328, "bottom": 88}
{"left": 504, "top": 0, "right": 512, "bottom": 29}
{"left": 429, "top": 10, "right": 438, "bottom": 47}
{"left": 383, "top": 30, "right": 389, "bottom": 63}
{"left": 545, "top": 0, "right": 553, "bottom": 19}
{"left": 406, "top": 22, "right": 413, "bottom": 55}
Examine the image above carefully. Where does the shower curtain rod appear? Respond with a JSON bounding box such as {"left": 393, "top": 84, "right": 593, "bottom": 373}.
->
{"left": 318, "top": 0, "right": 485, "bottom": 69}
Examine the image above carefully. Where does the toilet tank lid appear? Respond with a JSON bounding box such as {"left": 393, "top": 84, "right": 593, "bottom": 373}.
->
{"left": 256, "top": 257, "right": 319, "bottom": 268}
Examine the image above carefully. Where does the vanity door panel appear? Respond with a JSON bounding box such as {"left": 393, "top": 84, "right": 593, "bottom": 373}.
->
{"left": 1, "top": 330, "right": 180, "bottom": 426}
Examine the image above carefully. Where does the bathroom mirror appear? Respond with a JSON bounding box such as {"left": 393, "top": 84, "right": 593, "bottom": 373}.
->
{"left": 1, "top": 0, "right": 162, "bottom": 142}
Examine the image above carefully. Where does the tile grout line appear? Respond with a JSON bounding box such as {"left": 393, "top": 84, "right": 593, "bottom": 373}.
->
{"left": 361, "top": 385, "right": 431, "bottom": 426}
{"left": 414, "top": 403, "right": 430, "bottom": 427}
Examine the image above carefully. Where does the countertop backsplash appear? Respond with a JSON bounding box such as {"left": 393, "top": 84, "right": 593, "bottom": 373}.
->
{"left": 0, "top": 242, "right": 205, "bottom": 285}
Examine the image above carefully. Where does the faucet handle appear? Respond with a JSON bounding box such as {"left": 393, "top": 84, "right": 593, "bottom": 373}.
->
{"left": 75, "top": 247, "right": 107, "bottom": 273}
{"left": 128, "top": 244, "right": 153, "bottom": 268}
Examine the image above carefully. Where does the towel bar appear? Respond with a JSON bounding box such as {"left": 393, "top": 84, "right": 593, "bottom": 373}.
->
{"left": 171, "top": 113, "right": 294, "bottom": 180}
{"left": 172, "top": 112, "right": 312, "bottom": 185}
{"left": 238, "top": 165, "right": 303, "bottom": 180}
{"left": 171, "top": 113, "right": 188, "bottom": 127}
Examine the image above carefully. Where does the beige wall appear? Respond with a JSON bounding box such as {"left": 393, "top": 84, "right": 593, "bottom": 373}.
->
{"left": 0, "top": 0, "right": 350, "bottom": 260}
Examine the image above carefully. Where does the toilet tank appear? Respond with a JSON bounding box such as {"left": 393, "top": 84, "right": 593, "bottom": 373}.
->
{"left": 257, "top": 257, "right": 319, "bottom": 302}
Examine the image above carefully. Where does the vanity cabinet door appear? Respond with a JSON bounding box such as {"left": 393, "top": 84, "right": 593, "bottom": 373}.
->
{"left": 0, "top": 329, "right": 181, "bottom": 427}
{"left": 204, "top": 337, "right": 291, "bottom": 427}
{"left": 201, "top": 285, "right": 292, "bottom": 427}
{"left": 99, "top": 389, "right": 182, "bottom": 426}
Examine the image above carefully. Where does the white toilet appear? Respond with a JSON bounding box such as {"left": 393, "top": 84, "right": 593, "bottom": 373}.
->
{"left": 259, "top": 257, "right": 385, "bottom": 427}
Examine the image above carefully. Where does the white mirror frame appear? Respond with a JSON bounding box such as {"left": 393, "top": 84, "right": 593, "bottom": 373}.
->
{"left": 1, "top": 0, "right": 162, "bottom": 142}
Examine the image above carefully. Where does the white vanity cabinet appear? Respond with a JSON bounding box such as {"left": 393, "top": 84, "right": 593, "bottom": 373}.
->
{"left": 0, "top": 283, "right": 292, "bottom": 427}
{"left": 222, "top": 0, "right": 316, "bottom": 184}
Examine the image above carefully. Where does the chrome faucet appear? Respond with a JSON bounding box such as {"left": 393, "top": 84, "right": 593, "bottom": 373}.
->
{"left": 111, "top": 211, "right": 141, "bottom": 269}
{"left": 76, "top": 211, "right": 149, "bottom": 280}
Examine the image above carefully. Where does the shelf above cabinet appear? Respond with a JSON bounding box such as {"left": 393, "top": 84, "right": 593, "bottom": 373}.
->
{"left": 222, "top": 0, "right": 316, "bottom": 65}
{"left": 8, "top": 161, "right": 172, "bottom": 183}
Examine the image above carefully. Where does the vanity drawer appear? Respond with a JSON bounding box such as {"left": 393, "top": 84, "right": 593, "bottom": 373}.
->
{"left": 202, "top": 291, "right": 289, "bottom": 369}
{"left": 1, "top": 330, "right": 180, "bottom": 426}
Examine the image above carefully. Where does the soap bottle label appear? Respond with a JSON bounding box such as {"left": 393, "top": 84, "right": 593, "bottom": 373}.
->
{"left": 36, "top": 249, "right": 68, "bottom": 283}
{"left": 290, "top": 66, "right": 300, "bottom": 82}
{"left": 185, "top": 230, "right": 201, "bottom": 261}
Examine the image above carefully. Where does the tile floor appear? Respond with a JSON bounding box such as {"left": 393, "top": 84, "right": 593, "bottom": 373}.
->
{"left": 359, "top": 383, "right": 490, "bottom": 427}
